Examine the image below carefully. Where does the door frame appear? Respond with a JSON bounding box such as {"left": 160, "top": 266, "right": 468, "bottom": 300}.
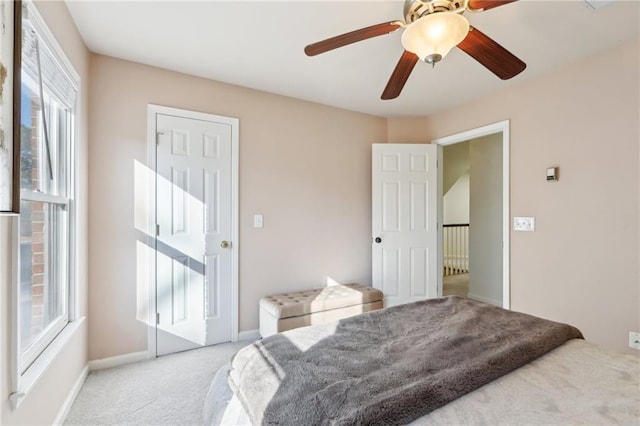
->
{"left": 432, "top": 120, "right": 510, "bottom": 309}
{"left": 146, "top": 104, "right": 239, "bottom": 357}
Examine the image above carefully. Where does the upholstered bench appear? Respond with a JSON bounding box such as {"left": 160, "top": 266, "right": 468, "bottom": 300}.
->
{"left": 259, "top": 283, "right": 384, "bottom": 338}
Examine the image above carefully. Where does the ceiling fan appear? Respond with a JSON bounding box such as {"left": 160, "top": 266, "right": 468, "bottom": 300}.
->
{"left": 304, "top": 0, "right": 526, "bottom": 100}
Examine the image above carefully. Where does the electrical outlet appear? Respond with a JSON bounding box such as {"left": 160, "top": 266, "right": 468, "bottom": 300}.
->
{"left": 513, "top": 217, "right": 535, "bottom": 231}
{"left": 629, "top": 331, "right": 640, "bottom": 350}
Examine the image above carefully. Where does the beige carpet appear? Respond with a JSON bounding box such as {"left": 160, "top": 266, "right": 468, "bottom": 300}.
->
{"left": 443, "top": 273, "right": 469, "bottom": 298}
{"left": 65, "top": 285, "right": 470, "bottom": 425}
{"left": 65, "top": 340, "right": 252, "bottom": 426}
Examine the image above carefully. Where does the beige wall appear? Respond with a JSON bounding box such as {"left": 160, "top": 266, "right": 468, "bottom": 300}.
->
{"left": 443, "top": 141, "right": 470, "bottom": 224}
{"left": 88, "top": 55, "right": 387, "bottom": 359}
{"left": 0, "top": 1, "right": 90, "bottom": 424}
{"left": 388, "top": 38, "right": 640, "bottom": 354}
{"left": 90, "top": 38, "right": 638, "bottom": 358}
{"left": 442, "top": 141, "right": 469, "bottom": 196}
{"left": 468, "top": 134, "right": 503, "bottom": 306}
{"left": 387, "top": 119, "right": 430, "bottom": 144}
{"left": 443, "top": 171, "right": 469, "bottom": 224}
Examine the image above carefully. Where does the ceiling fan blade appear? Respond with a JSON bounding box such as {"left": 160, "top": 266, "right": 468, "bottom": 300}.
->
{"left": 457, "top": 27, "right": 526, "bottom": 80}
{"left": 467, "top": 0, "right": 518, "bottom": 11}
{"left": 381, "top": 51, "right": 419, "bottom": 100}
{"left": 304, "top": 21, "right": 402, "bottom": 56}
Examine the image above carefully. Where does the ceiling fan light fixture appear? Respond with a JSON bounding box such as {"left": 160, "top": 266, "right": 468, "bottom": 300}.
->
{"left": 401, "top": 12, "right": 470, "bottom": 64}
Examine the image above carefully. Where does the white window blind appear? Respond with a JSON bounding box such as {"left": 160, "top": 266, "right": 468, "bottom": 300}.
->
{"left": 21, "top": 14, "right": 76, "bottom": 109}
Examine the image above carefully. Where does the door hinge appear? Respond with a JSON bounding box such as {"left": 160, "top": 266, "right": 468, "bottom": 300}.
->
{"left": 156, "top": 224, "right": 160, "bottom": 236}
{"left": 155, "top": 131, "right": 165, "bottom": 145}
{"left": 156, "top": 312, "right": 160, "bottom": 325}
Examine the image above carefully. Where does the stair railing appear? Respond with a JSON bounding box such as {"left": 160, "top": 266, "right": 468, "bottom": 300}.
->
{"left": 443, "top": 224, "right": 469, "bottom": 276}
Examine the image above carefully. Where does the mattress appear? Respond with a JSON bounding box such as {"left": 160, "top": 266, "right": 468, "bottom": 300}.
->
{"left": 205, "top": 338, "right": 639, "bottom": 425}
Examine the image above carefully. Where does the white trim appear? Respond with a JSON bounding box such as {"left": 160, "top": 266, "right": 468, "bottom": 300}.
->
{"left": 145, "top": 109, "right": 158, "bottom": 358}
{"left": 467, "top": 293, "right": 502, "bottom": 307}
{"left": 88, "top": 350, "right": 152, "bottom": 372}
{"left": 436, "top": 146, "right": 444, "bottom": 299}
{"left": 10, "top": 215, "right": 20, "bottom": 403}
{"left": 433, "top": 121, "right": 508, "bottom": 146}
{"left": 503, "top": 126, "right": 510, "bottom": 309}
{"left": 10, "top": 317, "right": 86, "bottom": 409}
{"left": 146, "top": 104, "right": 240, "bottom": 354}
{"left": 19, "top": 316, "right": 67, "bottom": 374}
{"left": 230, "top": 113, "right": 240, "bottom": 342}
{"left": 432, "top": 120, "right": 511, "bottom": 309}
{"left": 52, "top": 364, "right": 88, "bottom": 426}
{"left": 20, "top": 189, "right": 70, "bottom": 205}
{"left": 238, "top": 329, "right": 260, "bottom": 342}
{"left": 69, "top": 66, "right": 81, "bottom": 324}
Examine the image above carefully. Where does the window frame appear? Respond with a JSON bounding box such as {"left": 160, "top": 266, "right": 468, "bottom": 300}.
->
{"left": 10, "top": 0, "right": 81, "bottom": 408}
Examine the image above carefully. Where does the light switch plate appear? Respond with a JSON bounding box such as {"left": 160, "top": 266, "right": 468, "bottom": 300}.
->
{"left": 513, "top": 217, "right": 535, "bottom": 231}
{"left": 629, "top": 331, "right": 640, "bottom": 350}
{"left": 253, "top": 214, "right": 263, "bottom": 228}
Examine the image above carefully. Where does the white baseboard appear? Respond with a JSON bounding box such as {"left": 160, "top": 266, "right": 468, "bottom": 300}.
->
{"left": 238, "top": 329, "right": 260, "bottom": 342}
{"left": 53, "top": 364, "right": 88, "bottom": 426}
{"left": 88, "top": 350, "right": 151, "bottom": 371}
{"left": 467, "top": 293, "right": 502, "bottom": 307}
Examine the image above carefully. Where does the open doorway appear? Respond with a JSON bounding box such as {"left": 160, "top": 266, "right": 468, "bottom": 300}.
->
{"left": 441, "top": 140, "right": 471, "bottom": 298}
{"left": 434, "top": 121, "right": 510, "bottom": 309}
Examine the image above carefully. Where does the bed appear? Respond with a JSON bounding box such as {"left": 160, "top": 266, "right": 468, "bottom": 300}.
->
{"left": 204, "top": 296, "right": 640, "bottom": 425}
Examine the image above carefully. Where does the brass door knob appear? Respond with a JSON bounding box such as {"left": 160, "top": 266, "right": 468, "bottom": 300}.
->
{"left": 220, "top": 241, "right": 230, "bottom": 249}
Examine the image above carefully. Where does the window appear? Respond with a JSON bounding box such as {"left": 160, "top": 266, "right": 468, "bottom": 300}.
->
{"left": 17, "top": 2, "right": 78, "bottom": 376}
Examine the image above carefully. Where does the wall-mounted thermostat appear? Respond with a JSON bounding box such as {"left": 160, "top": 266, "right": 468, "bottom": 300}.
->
{"left": 546, "top": 166, "right": 558, "bottom": 182}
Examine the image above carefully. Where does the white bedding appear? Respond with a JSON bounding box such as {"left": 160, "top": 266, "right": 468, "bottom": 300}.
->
{"left": 207, "top": 339, "right": 639, "bottom": 425}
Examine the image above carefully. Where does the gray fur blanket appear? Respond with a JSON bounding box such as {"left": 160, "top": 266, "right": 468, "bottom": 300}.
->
{"left": 229, "top": 296, "right": 583, "bottom": 425}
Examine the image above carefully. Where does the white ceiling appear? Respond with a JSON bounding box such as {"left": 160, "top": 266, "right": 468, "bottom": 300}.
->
{"left": 64, "top": 0, "right": 639, "bottom": 117}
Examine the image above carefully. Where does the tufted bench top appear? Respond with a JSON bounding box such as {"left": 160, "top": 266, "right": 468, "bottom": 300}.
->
{"left": 260, "top": 283, "right": 383, "bottom": 319}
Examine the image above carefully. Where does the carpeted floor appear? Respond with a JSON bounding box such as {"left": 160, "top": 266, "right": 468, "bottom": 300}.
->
{"left": 64, "top": 283, "right": 469, "bottom": 426}
{"left": 65, "top": 340, "right": 251, "bottom": 426}
{"left": 443, "top": 273, "right": 469, "bottom": 297}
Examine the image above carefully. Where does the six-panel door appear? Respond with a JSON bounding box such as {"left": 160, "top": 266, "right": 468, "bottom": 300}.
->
{"left": 372, "top": 144, "right": 438, "bottom": 306}
{"left": 155, "top": 113, "right": 232, "bottom": 355}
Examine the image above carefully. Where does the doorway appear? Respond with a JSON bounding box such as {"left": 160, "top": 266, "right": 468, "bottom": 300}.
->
{"left": 147, "top": 105, "right": 239, "bottom": 356}
{"left": 434, "top": 121, "right": 510, "bottom": 309}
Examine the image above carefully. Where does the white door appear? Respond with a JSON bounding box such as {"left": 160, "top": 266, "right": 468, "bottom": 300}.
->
{"left": 372, "top": 144, "right": 438, "bottom": 306}
{"left": 155, "top": 112, "right": 234, "bottom": 356}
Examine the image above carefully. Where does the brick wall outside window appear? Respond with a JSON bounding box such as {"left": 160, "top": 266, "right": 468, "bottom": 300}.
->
{"left": 29, "top": 99, "right": 45, "bottom": 336}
